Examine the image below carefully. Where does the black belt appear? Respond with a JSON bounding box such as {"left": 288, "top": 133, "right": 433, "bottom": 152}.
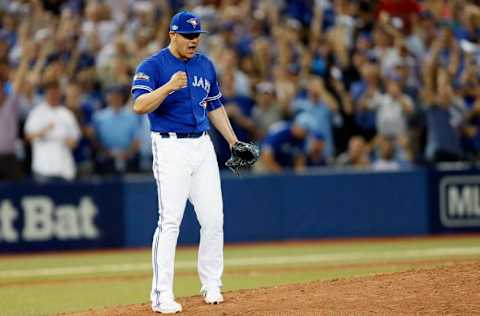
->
{"left": 157, "top": 131, "right": 206, "bottom": 138}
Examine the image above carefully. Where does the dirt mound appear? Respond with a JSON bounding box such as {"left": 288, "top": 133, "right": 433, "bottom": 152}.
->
{"left": 66, "top": 262, "right": 480, "bottom": 315}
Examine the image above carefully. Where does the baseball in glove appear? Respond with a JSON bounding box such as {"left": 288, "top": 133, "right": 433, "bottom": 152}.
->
{"left": 225, "top": 141, "right": 260, "bottom": 175}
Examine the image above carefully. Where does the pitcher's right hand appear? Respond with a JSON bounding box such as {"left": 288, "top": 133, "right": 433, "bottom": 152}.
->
{"left": 168, "top": 71, "right": 187, "bottom": 91}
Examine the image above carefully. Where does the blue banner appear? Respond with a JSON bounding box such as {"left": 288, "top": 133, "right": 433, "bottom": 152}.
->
{"left": 0, "top": 180, "right": 124, "bottom": 252}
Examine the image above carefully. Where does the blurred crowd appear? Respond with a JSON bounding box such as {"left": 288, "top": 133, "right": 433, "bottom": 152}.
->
{"left": 1, "top": 0, "right": 480, "bottom": 181}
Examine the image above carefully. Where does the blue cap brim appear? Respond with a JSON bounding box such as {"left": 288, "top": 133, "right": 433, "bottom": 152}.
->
{"left": 174, "top": 30, "right": 208, "bottom": 34}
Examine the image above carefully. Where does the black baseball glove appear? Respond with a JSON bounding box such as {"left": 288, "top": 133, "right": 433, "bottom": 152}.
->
{"left": 225, "top": 141, "right": 260, "bottom": 175}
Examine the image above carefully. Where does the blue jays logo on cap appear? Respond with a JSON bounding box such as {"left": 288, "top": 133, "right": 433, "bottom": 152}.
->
{"left": 169, "top": 11, "right": 208, "bottom": 34}
{"left": 186, "top": 18, "right": 198, "bottom": 28}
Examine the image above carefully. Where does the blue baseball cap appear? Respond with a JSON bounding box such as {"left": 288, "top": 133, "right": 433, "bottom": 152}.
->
{"left": 169, "top": 11, "right": 208, "bottom": 34}
{"left": 311, "top": 132, "right": 325, "bottom": 141}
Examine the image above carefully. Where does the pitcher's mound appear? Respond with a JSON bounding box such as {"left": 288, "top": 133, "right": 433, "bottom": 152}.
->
{"left": 69, "top": 262, "right": 480, "bottom": 315}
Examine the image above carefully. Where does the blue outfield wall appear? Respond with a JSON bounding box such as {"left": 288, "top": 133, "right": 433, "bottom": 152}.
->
{"left": 1, "top": 168, "right": 480, "bottom": 252}
{"left": 124, "top": 170, "right": 430, "bottom": 247}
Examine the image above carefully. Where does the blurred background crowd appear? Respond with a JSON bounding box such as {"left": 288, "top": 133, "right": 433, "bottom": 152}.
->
{"left": 1, "top": 0, "right": 480, "bottom": 181}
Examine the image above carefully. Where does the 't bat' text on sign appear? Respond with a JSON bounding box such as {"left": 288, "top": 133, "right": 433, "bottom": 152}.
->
{"left": 0, "top": 196, "right": 99, "bottom": 242}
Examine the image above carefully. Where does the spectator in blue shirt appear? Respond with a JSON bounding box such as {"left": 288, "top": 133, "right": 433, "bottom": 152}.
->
{"left": 137, "top": 114, "right": 153, "bottom": 172}
{"left": 422, "top": 75, "right": 466, "bottom": 163}
{"left": 93, "top": 85, "right": 140, "bottom": 174}
{"left": 291, "top": 76, "right": 338, "bottom": 159}
{"left": 259, "top": 121, "right": 307, "bottom": 173}
{"left": 259, "top": 113, "right": 325, "bottom": 173}
{"left": 351, "top": 62, "right": 381, "bottom": 141}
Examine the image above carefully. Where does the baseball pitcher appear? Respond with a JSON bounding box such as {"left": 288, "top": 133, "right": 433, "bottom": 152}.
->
{"left": 131, "top": 11, "right": 258, "bottom": 314}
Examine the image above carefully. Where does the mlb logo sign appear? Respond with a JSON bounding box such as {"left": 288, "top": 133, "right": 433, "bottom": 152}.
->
{"left": 440, "top": 176, "right": 480, "bottom": 227}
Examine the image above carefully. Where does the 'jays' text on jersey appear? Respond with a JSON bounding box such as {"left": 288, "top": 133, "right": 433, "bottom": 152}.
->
{"left": 131, "top": 48, "right": 223, "bottom": 133}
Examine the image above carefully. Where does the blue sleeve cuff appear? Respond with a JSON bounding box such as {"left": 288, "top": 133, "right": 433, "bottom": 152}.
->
{"left": 132, "top": 88, "right": 150, "bottom": 100}
{"left": 207, "top": 98, "right": 223, "bottom": 112}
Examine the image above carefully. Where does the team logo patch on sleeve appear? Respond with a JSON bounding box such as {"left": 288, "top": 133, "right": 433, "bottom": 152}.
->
{"left": 134, "top": 72, "right": 150, "bottom": 81}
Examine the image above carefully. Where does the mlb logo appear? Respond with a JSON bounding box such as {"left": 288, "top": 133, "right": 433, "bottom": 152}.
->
{"left": 440, "top": 176, "right": 480, "bottom": 227}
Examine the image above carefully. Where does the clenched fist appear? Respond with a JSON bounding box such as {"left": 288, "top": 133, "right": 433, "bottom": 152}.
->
{"left": 168, "top": 71, "right": 188, "bottom": 91}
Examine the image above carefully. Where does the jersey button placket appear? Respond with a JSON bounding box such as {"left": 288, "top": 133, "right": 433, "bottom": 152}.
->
{"left": 184, "top": 63, "right": 197, "bottom": 126}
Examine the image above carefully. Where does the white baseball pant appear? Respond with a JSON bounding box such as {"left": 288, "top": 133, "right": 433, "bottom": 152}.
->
{"left": 150, "top": 132, "right": 223, "bottom": 306}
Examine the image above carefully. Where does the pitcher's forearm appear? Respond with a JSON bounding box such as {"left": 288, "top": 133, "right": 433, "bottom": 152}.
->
{"left": 133, "top": 84, "right": 175, "bottom": 114}
{"left": 208, "top": 106, "right": 238, "bottom": 146}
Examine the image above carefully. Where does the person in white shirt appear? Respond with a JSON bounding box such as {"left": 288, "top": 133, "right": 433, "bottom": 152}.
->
{"left": 372, "top": 77, "right": 414, "bottom": 138}
{"left": 24, "top": 80, "right": 80, "bottom": 181}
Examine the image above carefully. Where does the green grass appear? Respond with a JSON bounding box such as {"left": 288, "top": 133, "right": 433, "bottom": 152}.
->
{"left": 0, "top": 236, "right": 479, "bottom": 316}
